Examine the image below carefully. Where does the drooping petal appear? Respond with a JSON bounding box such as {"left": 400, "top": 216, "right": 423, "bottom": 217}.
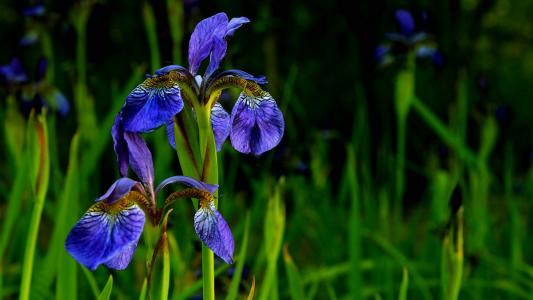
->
{"left": 39, "top": 84, "right": 70, "bottom": 117}
{"left": 123, "top": 132, "right": 154, "bottom": 186}
{"left": 20, "top": 31, "right": 39, "bottom": 46}
{"left": 226, "top": 17, "right": 250, "bottom": 37}
{"left": 211, "top": 102, "right": 230, "bottom": 151}
{"left": 96, "top": 177, "right": 142, "bottom": 204}
{"left": 166, "top": 119, "right": 176, "bottom": 149}
{"left": 103, "top": 243, "right": 138, "bottom": 270}
{"left": 194, "top": 202, "right": 234, "bottom": 264}
{"left": 230, "top": 92, "right": 284, "bottom": 155}
{"left": 112, "top": 115, "right": 129, "bottom": 177}
{"left": 395, "top": 9, "right": 415, "bottom": 36}
{"left": 121, "top": 78, "right": 184, "bottom": 133}
{"left": 65, "top": 198, "right": 145, "bottom": 270}
{"left": 188, "top": 13, "right": 228, "bottom": 75}
{"left": 155, "top": 175, "right": 218, "bottom": 194}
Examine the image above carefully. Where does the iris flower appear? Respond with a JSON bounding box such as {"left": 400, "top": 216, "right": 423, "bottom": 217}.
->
{"left": 0, "top": 57, "right": 70, "bottom": 116}
{"left": 65, "top": 132, "right": 234, "bottom": 270}
{"left": 114, "top": 12, "right": 284, "bottom": 155}
{"left": 375, "top": 9, "right": 443, "bottom": 66}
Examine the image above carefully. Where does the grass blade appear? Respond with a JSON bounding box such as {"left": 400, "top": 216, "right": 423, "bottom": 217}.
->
{"left": 283, "top": 245, "right": 306, "bottom": 300}
{"left": 97, "top": 275, "right": 113, "bottom": 300}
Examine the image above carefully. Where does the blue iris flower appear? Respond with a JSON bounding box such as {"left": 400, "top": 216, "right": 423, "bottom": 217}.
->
{"left": 65, "top": 131, "right": 234, "bottom": 270}
{"left": 376, "top": 9, "right": 443, "bottom": 67}
{"left": 0, "top": 57, "right": 70, "bottom": 117}
{"left": 114, "top": 12, "right": 284, "bottom": 155}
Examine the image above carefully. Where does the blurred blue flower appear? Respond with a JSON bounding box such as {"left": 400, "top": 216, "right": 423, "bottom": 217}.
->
{"left": 0, "top": 57, "right": 70, "bottom": 116}
{"left": 376, "top": 9, "right": 443, "bottom": 67}
{"left": 116, "top": 12, "right": 284, "bottom": 156}
{"left": 66, "top": 131, "right": 233, "bottom": 270}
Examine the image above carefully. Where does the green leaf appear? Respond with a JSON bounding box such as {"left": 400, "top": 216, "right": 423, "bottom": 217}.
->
{"left": 97, "top": 275, "right": 114, "bottom": 300}
{"left": 283, "top": 245, "right": 306, "bottom": 300}
{"left": 398, "top": 268, "right": 409, "bottom": 300}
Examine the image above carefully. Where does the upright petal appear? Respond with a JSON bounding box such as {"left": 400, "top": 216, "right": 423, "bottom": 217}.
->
{"left": 121, "top": 77, "right": 184, "bottom": 133}
{"left": 155, "top": 175, "right": 218, "bottom": 194}
{"left": 96, "top": 178, "right": 142, "bottom": 204}
{"left": 124, "top": 132, "right": 154, "bottom": 186}
{"left": 211, "top": 102, "right": 230, "bottom": 151}
{"left": 188, "top": 13, "right": 228, "bottom": 75}
{"left": 395, "top": 9, "right": 415, "bottom": 36}
{"left": 112, "top": 115, "right": 129, "bottom": 177}
{"left": 226, "top": 17, "right": 250, "bottom": 37}
{"left": 65, "top": 197, "right": 145, "bottom": 270}
{"left": 194, "top": 202, "right": 234, "bottom": 264}
{"left": 230, "top": 92, "right": 284, "bottom": 155}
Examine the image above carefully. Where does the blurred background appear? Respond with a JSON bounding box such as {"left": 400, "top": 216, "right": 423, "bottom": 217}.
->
{"left": 1, "top": 0, "right": 533, "bottom": 299}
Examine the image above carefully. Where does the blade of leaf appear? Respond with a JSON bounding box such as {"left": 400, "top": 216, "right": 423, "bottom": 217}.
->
{"left": 398, "top": 267, "right": 409, "bottom": 300}
{"left": 97, "top": 275, "right": 113, "bottom": 300}
{"left": 246, "top": 277, "right": 255, "bottom": 300}
{"left": 283, "top": 245, "right": 306, "bottom": 300}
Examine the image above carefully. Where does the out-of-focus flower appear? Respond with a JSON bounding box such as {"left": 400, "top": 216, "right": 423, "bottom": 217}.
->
{"left": 65, "top": 131, "right": 233, "bottom": 269}
{"left": 0, "top": 57, "right": 69, "bottom": 116}
{"left": 115, "top": 12, "right": 284, "bottom": 155}
{"left": 375, "top": 9, "right": 443, "bottom": 67}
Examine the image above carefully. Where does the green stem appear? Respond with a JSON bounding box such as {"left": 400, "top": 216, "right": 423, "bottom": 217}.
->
{"left": 196, "top": 105, "right": 218, "bottom": 300}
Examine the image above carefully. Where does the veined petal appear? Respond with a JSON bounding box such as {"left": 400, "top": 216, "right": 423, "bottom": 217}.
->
{"left": 211, "top": 102, "right": 230, "bottom": 151}
{"left": 230, "top": 92, "right": 284, "bottom": 155}
{"left": 112, "top": 115, "right": 129, "bottom": 177}
{"left": 188, "top": 13, "right": 228, "bottom": 75}
{"left": 155, "top": 175, "right": 218, "bottom": 194}
{"left": 96, "top": 178, "right": 142, "bottom": 204}
{"left": 395, "top": 9, "right": 415, "bottom": 36}
{"left": 194, "top": 202, "right": 234, "bottom": 264}
{"left": 122, "top": 76, "right": 184, "bottom": 133}
{"left": 65, "top": 198, "right": 145, "bottom": 270}
{"left": 123, "top": 132, "right": 154, "bottom": 186}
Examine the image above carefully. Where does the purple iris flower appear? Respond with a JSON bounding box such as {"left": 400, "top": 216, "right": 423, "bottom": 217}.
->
{"left": 65, "top": 132, "right": 234, "bottom": 270}
{"left": 0, "top": 57, "right": 70, "bottom": 117}
{"left": 375, "top": 9, "right": 443, "bottom": 66}
{"left": 117, "top": 12, "right": 284, "bottom": 155}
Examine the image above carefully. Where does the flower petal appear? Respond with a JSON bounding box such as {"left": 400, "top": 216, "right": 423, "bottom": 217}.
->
{"left": 205, "top": 36, "right": 228, "bottom": 78}
{"left": 112, "top": 115, "right": 129, "bottom": 177}
{"left": 121, "top": 79, "right": 184, "bottom": 133}
{"left": 395, "top": 9, "right": 415, "bottom": 35}
{"left": 211, "top": 102, "right": 230, "bottom": 151}
{"left": 103, "top": 243, "right": 138, "bottom": 270}
{"left": 65, "top": 199, "right": 145, "bottom": 270}
{"left": 226, "top": 17, "right": 250, "bottom": 37}
{"left": 230, "top": 92, "right": 284, "bottom": 155}
{"left": 194, "top": 203, "right": 234, "bottom": 264}
{"left": 155, "top": 176, "right": 218, "bottom": 194}
{"left": 123, "top": 132, "right": 154, "bottom": 186}
{"left": 166, "top": 119, "right": 176, "bottom": 149}
{"left": 96, "top": 177, "right": 142, "bottom": 204}
{"left": 211, "top": 69, "right": 267, "bottom": 85}
{"left": 154, "top": 64, "right": 189, "bottom": 76}
{"left": 188, "top": 13, "right": 228, "bottom": 75}
{"left": 0, "top": 58, "right": 27, "bottom": 84}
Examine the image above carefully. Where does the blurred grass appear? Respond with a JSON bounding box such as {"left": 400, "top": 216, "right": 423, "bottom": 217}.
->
{"left": 1, "top": 0, "right": 533, "bottom": 299}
